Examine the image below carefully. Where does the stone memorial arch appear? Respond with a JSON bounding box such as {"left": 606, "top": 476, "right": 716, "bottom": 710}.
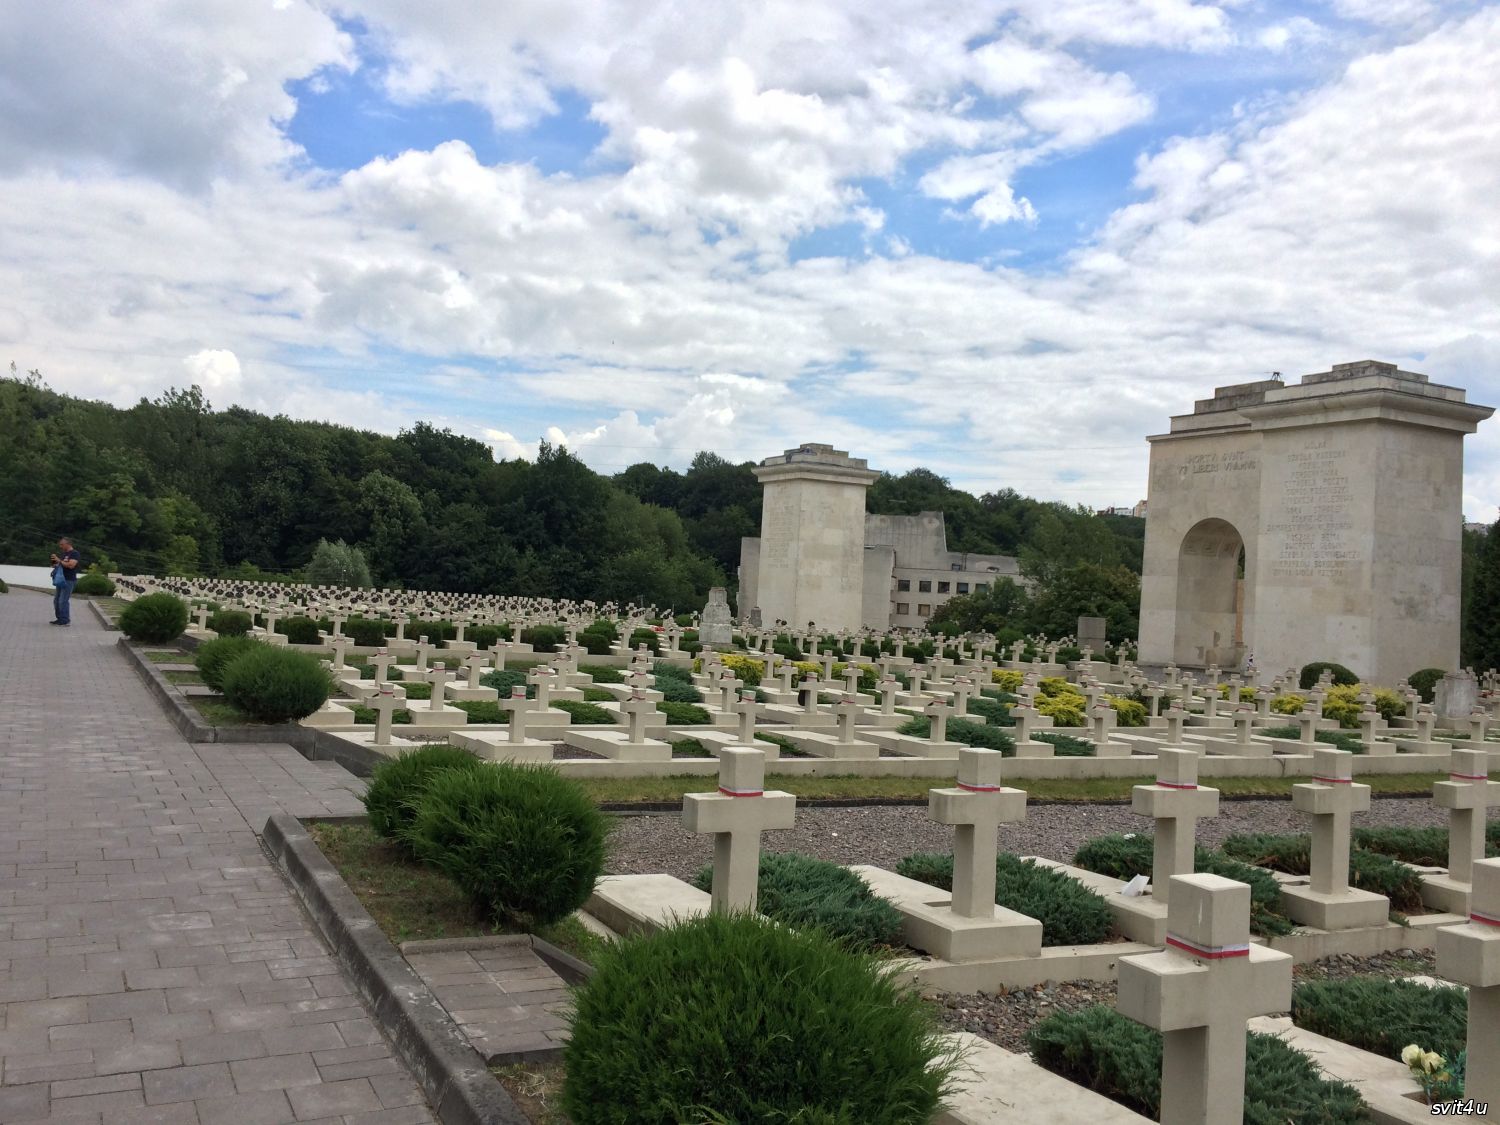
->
{"left": 1139, "top": 361, "right": 1492, "bottom": 685}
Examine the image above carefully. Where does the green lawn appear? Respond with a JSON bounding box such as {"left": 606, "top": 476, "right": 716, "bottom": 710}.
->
{"left": 188, "top": 698, "right": 264, "bottom": 726}
{"left": 145, "top": 649, "right": 191, "bottom": 664}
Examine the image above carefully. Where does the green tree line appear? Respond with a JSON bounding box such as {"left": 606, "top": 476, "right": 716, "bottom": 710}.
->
{"left": 0, "top": 368, "right": 1145, "bottom": 618}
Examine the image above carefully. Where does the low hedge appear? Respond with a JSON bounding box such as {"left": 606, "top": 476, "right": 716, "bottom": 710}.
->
{"left": 657, "top": 675, "right": 704, "bottom": 704}
{"left": 119, "top": 592, "right": 189, "bottom": 643}
{"left": 207, "top": 609, "right": 253, "bottom": 637}
{"left": 363, "top": 744, "right": 484, "bottom": 844}
{"left": 220, "top": 645, "right": 333, "bottom": 723}
{"left": 1033, "top": 731, "right": 1096, "bottom": 756}
{"left": 406, "top": 763, "right": 608, "bottom": 929}
{"left": 628, "top": 628, "right": 662, "bottom": 655}
{"left": 1259, "top": 726, "right": 1365, "bottom": 753}
{"left": 895, "top": 716, "right": 1015, "bottom": 754}
{"left": 552, "top": 700, "right": 615, "bottom": 725}
{"left": 1219, "top": 832, "right": 1423, "bottom": 911}
{"left": 1072, "top": 834, "right": 1293, "bottom": 937}
{"left": 1293, "top": 977, "right": 1467, "bottom": 1065}
{"left": 73, "top": 572, "right": 115, "bottom": 596}
{"left": 278, "top": 615, "right": 321, "bottom": 645}
{"left": 657, "top": 702, "right": 711, "bottom": 725}
{"left": 562, "top": 912, "right": 955, "bottom": 1124}
{"left": 580, "top": 664, "right": 624, "bottom": 684}
{"left": 481, "top": 668, "right": 532, "bottom": 697}
{"left": 690, "top": 852, "right": 903, "bottom": 952}
{"left": 343, "top": 617, "right": 389, "bottom": 647}
{"left": 579, "top": 632, "right": 612, "bottom": 655}
{"left": 521, "top": 625, "right": 565, "bottom": 653}
{"left": 895, "top": 852, "right": 1112, "bottom": 945}
{"left": 1352, "top": 823, "right": 1500, "bottom": 863}
{"left": 1028, "top": 1005, "right": 1368, "bottom": 1122}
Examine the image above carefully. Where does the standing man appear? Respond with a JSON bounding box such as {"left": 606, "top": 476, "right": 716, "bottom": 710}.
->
{"left": 50, "top": 537, "right": 80, "bottom": 625}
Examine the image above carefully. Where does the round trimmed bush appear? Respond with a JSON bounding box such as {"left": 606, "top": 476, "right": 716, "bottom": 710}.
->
{"left": 278, "top": 615, "right": 321, "bottom": 645}
{"left": 563, "top": 912, "right": 955, "bottom": 1124}
{"left": 207, "top": 609, "right": 253, "bottom": 637}
{"left": 193, "top": 635, "right": 262, "bottom": 692}
{"left": 119, "top": 592, "right": 189, "bottom": 643}
{"left": 579, "top": 631, "right": 612, "bottom": 655}
{"left": 363, "top": 745, "right": 485, "bottom": 844}
{"left": 406, "top": 764, "right": 608, "bottom": 928}
{"left": 521, "top": 625, "right": 565, "bottom": 653}
{"left": 1408, "top": 667, "right": 1446, "bottom": 703}
{"left": 627, "top": 628, "right": 661, "bottom": 655}
{"left": 344, "top": 618, "right": 388, "bottom": 648}
{"left": 73, "top": 572, "right": 115, "bottom": 596}
{"left": 468, "top": 625, "right": 501, "bottom": 650}
{"left": 220, "top": 646, "right": 332, "bottom": 722}
{"left": 1299, "top": 661, "right": 1358, "bottom": 690}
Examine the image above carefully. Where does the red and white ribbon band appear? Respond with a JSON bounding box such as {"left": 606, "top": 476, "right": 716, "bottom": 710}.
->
{"left": 718, "top": 786, "right": 764, "bottom": 798}
{"left": 1165, "top": 933, "right": 1251, "bottom": 959}
{"left": 1450, "top": 772, "right": 1489, "bottom": 782}
{"left": 1471, "top": 909, "right": 1500, "bottom": 928}
{"left": 1313, "top": 776, "right": 1352, "bottom": 785}
{"left": 1157, "top": 781, "right": 1199, "bottom": 790}
{"left": 957, "top": 781, "right": 1004, "bottom": 793}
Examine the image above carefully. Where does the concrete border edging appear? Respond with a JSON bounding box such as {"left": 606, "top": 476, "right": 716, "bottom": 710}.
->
{"left": 263, "top": 814, "right": 528, "bottom": 1125}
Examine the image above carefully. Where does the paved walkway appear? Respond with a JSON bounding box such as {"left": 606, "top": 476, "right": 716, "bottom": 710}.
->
{"left": 0, "top": 590, "right": 436, "bottom": 1124}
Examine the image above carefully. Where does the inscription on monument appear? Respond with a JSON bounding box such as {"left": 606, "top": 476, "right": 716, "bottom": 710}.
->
{"left": 1264, "top": 440, "right": 1358, "bottom": 580}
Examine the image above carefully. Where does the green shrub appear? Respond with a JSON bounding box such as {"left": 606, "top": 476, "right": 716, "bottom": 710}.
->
{"left": 657, "top": 676, "right": 704, "bottom": 704}
{"left": 584, "top": 619, "right": 619, "bottom": 643}
{"left": 652, "top": 660, "right": 694, "bottom": 684}
{"left": 398, "top": 681, "right": 431, "bottom": 701}
{"left": 468, "top": 625, "right": 501, "bottom": 650}
{"left": 1259, "top": 725, "right": 1365, "bottom": 753}
{"left": 1408, "top": 667, "right": 1446, "bottom": 703}
{"left": 406, "top": 763, "right": 608, "bottom": 928}
{"left": 562, "top": 912, "right": 954, "bottom": 1124}
{"left": 1299, "top": 662, "right": 1359, "bottom": 689}
{"left": 895, "top": 716, "right": 1016, "bottom": 754}
{"left": 1071, "top": 834, "right": 1293, "bottom": 937}
{"left": 690, "top": 853, "right": 903, "bottom": 952}
{"left": 582, "top": 687, "right": 615, "bottom": 702}
{"left": 657, "top": 702, "right": 711, "bottom": 725}
{"left": 363, "top": 745, "right": 485, "bottom": 844}
{"left": 552, "top": 700, "right": 615, "bottom": 725}
{"left": 522, "top": 625, "right": 565, "bottom": 653}
{"left": 964, "top": 697, "right": 1012, "bottom": 726}
{"left": 207, "top": 609, "right": 253, "bottom": 637}
{"left": 344, "top": 618, "right": 388, "bottom": 647}
{"left": 193, "top": 635, "right": 262, "bottom": 692}
{"left": 579, "top": 632, "right": 612, "bottom": 655}
{"left": 119, "top": 592, "right": 189, "bottom": 643}
{"left": 220, "top": 645, "right": 333, "bottom": 723}
{"left": 1293, "top": 977, "right": 1467, "bottom": 1064}
{"left": 1351, "top": 826, "right": 1451, "bottom": 866}
{"left": 278, "top": 615, "right": 321, "bottom": 644}
{"left": 481, "top": 668, "right": 532, "bottom": 697}
{"left": 1033, "top": 732, "right": 1097, "bottom": 756}
{"left": 1028, "top": 1006, "right": 1368, "bottom": 1122}
{"left": 73, "top": 572, "right": 115, "bottom": 596}
{"left": 1220, "top": 832, "right": 1424, "bottom": 911}
{"left": 580, "top": 664, "right": 624, "bottom": 684}
{"left": 895, "top": 852, "right": 1112, "bottom": 945}
{"left": 628, "top": 628, "right": 662, "bottom": 655}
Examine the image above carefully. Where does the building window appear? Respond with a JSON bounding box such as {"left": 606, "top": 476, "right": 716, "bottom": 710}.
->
{"left": 918, "top": 580, "right": 932, "bottom": 593}
{"left": 975, "top": 583, "right": 988, "bottom": 593}
{"left": 938, "top": 581, "right": 950, "bottom": 593}
{"left": 896, "top": 602, "right": 910, "bottom": 615}
{"left": 917, "top": 603, "right": 931, "bottom": 617}
{"left": 897, "top": 579, "right": 910, "bottom": 592}
{"left": 957, "top": 582, "right": 969, "bottom": 594}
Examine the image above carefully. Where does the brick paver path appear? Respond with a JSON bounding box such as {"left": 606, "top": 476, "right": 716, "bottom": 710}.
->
{"left": 0, "top": 591, "right": 436, "bottom": 1123}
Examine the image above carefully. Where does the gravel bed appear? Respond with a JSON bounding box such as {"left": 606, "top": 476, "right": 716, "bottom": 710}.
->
{"left": 932, "top": 949, "right": 1439, "bottom": 1054}
{"left": 603, "top": 797, "right": 1452, "bottom": 879}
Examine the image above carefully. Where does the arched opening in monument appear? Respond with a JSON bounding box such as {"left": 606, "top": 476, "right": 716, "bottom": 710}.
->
{"left": 1173, "top": 518, "right": 1248, "bottom": 668}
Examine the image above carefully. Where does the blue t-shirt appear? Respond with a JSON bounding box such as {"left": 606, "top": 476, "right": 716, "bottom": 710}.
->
{"left": 60, "top": 549, "right": 80, "bottom": 582}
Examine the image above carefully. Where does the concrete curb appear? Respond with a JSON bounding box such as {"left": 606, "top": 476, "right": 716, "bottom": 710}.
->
{"left": 85, "top": 597, "right": 118, "bottom": 631}
{"left": 264, "top": 815, "right": 529, "bottom": 1125}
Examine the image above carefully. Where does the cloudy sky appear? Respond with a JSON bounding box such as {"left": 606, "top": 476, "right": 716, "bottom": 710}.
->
{"left": 4, "top": 1, "right": 1500, "bottom": 514}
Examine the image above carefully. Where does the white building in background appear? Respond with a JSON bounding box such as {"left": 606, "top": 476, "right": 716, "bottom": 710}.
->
{"left": 736, "top": 443, "right": 1022, "bottom": 632}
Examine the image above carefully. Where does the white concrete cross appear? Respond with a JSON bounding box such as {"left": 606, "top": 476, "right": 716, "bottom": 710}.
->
{"left": 1163, "top": 701, "right": 1186, "bottom": 746}
{"left": 951, "top": 675, "right": 974, "bottom": 716}
{"left": 1230, "top": 704, "right": 1255, "bottom": 748}
{"left": 717, "top": 673, "right": 742, "bottom": 715}
{"left": 834, "top": 696, "right": 861, "bottom": 743}
{"left": 502, "top": 686, "right": 535, "bottom": 743}
{"left": 929, "top": 749, "right": 1027, "bottom": 917}
{"left": 907, "top": 669, "right": 927, "bottom": 697}
{"left": 1117, "top": 874, "right": 1293, "bottom": 1125}
{"left": 413, "top": 637, "right": 433, "bottom": 671}
{"left": 735, "top": 690, "right": 759, "bottom": 745}
{"left": 1144, "top": 684, "right": 1165, "bottom": 718}
{"left": 622, "top": 690, "right": 655, "bottom": 744}
{"left": 370, "top": 648, "right": 394, "bottom": 686}
{"left": 423, "top": 666, "right": 452, "bottom": 712}
{"left": 1413, "top": 702, "right": 1437, "bottom": 743}
{"left": 370, "top": 686, "right": 403, "bottom": 745}
{"left": 1132, "top": 749, "right": 1219, "bottom": 904}
{"left": 776, "top": 662, "right": 797, "bottom": 694}
{"left": 1435, "top": 857, "right": 1500, "bottom": 1105}
{"left": 327, "top": 636, "right": 349, "bottom": 673}
{"left": 681, "top": 748, "right": 796, "bottom": 913}
{"left": 393, "top": 618, "right": 407, "bottom": 642}
{"left": 924, "top": 698, "right": 954, "bottom": 744}
{"left": 1296, "top": 704, "right": 1320, "bottom": 745}
{"left": 528, "top": 668, "right": 556, "bottom": 709}
{"left": 488, "top": 641, "right": 511, "bottom": 671}
{"left": 1295, "top": 748, "right": 1368, "bottom": 897}
{"left": 1254, "top": 686, "right": 1275, "bottom": 718}
{"left": 1089, "top": 702, "right": 1118, "bottom": 748}
{"left": 800, "top": 674, "right": 820, "bottom": 714}
{"left": 330, "top": 614, "right": 347, "bottom": 638}
{"left": 463, "top": 652, "right": 488, "bottom": 688}
{"left": 193, "top": 605, "right": 210, "bottom": 632}
{"left": 1434, "top": 748, "right": 1499, "bottom": 884}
